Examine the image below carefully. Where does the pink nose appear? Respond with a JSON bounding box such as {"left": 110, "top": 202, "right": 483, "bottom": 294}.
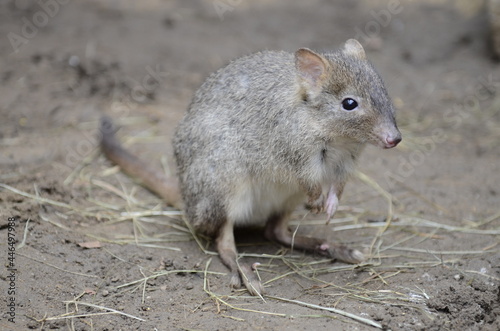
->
{"left": 385, "top": 134, "right": 402, "bottom": 148}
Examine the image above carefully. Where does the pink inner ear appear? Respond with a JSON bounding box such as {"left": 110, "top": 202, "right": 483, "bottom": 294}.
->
{"left": 303, "top": 62, "right": 323, "bottom": 83}
{"left": 296, "top": 49, "right": 326, "bottom": 85}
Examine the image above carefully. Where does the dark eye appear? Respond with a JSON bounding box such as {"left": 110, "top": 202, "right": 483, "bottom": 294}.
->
{"left": 341, "top": 98, "right": 358, "bottom": 111}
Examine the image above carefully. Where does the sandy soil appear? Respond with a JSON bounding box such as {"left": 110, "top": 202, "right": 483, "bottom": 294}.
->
{"left": 1, "top": 0, "right": 499, "bottom": 330}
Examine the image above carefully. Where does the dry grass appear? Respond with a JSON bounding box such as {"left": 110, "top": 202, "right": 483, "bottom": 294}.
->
{"left": 2, "top": 116, "right": 499, "bottom": 329}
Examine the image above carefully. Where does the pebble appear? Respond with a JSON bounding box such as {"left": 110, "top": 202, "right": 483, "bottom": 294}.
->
{"left": 68, "top": 55, "right": 80, "bottom": 67}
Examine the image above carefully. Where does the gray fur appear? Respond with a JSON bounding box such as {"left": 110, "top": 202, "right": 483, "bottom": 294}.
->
{"left": 173, "top": 40, "right": 401, "bottom": 237}
{"left": 102, "top": 40, "right": 401, "bottom": 295}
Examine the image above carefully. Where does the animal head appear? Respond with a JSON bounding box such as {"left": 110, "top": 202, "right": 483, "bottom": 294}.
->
{"left": 295, "top": 39, "right": 401, "bottom": 149}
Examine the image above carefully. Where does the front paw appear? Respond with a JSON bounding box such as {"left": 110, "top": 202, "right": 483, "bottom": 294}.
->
{"left": 324, "top": 187, "right": 338, "bottom": 222}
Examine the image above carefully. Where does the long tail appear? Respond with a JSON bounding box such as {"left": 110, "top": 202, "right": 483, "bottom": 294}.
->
{"left": 100, "top": 116, "right": 183, "bottom": 210}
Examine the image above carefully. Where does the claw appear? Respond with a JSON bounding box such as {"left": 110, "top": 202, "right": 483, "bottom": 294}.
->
{"left": 229, "top": 272, "right": 242, "bottom": 289}
{"left": 239, "top": 264, "right": 265, "bottom": 295}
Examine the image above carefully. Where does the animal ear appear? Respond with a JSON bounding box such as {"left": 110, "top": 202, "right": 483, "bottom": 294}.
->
{"left": 295, "top": 48, "right": 330, "bottom": 95}
{"left": 342, "top": 39, "right": 366, "bottom": 60}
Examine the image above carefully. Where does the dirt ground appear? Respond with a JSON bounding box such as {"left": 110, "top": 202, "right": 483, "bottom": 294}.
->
{"left": 1, "top": 0, "right": 499, "bottom": 330}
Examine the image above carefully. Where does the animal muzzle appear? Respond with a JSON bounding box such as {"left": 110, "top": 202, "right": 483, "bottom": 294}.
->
{"left": 382, "top": 130, "right": 402, "bottom": 149}
{"left": 373, "top": 122, "right": 402, "bottom": 149}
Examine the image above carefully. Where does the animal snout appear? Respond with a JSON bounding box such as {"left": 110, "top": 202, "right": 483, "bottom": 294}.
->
{"left": 384, "top": 132, "right": 402, "bottom": 148}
